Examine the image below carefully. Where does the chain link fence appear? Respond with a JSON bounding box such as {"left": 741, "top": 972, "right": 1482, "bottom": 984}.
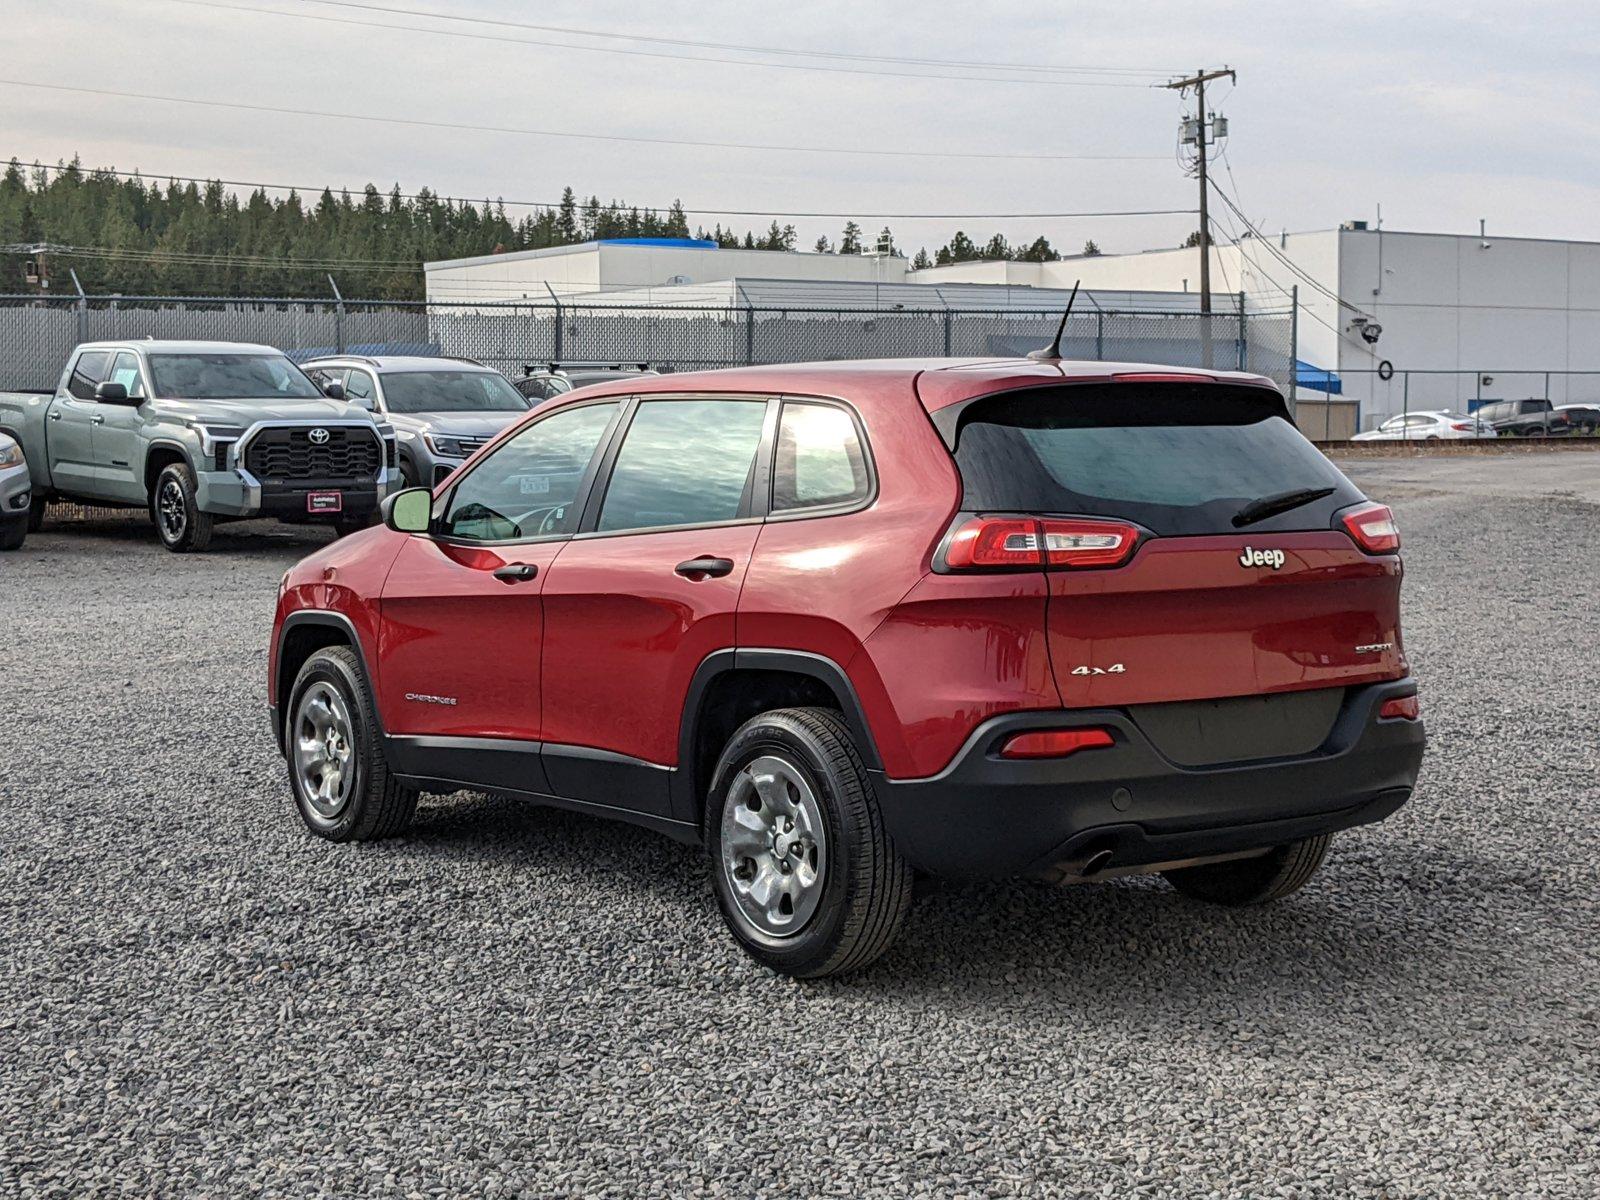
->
{"left": 1294, "top": 369, "right": 1600, "bottom": 439}
{"left": 1, "top": 292, "right": 1296, "bottom": 391}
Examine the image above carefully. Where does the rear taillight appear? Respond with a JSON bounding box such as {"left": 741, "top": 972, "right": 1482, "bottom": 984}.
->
{"left": 1341, "top": 502, "right": 1400, "bottom": 554}
{"left": 942, "top": 516, "right": 1139, "bottom": 571}
{"left": 1379, "top": 695, "right": 1420, "bottom": 721}
{"left": 1450, "top": 422, "right": 1473, "bottom": 431}
{"left": 998, "top": 728, "right": 1115, "bottom": 759}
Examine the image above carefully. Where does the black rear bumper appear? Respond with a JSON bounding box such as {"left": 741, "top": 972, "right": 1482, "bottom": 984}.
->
{"left": 871, "top": 678, "right": 1426, "bottom": 880}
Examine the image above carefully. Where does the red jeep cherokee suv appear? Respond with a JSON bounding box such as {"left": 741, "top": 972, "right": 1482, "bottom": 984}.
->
{"left": 269, "top": 357, "right": 1425, "bottom": 977}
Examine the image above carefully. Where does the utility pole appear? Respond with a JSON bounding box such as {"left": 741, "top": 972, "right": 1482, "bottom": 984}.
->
{"left": 1166, "top": 68, "right": 1234, "bottom": 365}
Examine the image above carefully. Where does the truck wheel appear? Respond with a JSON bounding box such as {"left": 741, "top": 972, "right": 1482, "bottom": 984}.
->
{"left": 333, "top": 511, "right": 373, "bottom": 538}
{"left": 1163, "top": 834, "right": 1332, "bottom": 906}
{"left": 0, "top": 515, "right": 25, "bottom": 551}
{"left": 706, "top": 707, "right": 913, "bottom": 978}
{"left": 27, "top": 495, "right": 47, "bottom": 532}
{"left": 151, "top": 462, "right": 214, "bottom": 552}
{"left": 286, "top": 646, "right": 417, "bottom": 842}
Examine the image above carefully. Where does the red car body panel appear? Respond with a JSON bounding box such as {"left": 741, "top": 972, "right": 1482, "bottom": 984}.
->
{"left": 539, "top": 524, "right": 759, "bottom": 767}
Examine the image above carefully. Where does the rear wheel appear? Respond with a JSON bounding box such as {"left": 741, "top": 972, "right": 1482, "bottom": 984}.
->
{"left": 1163, "top": 834, "right": 1331, "bottom": 906}
{"left": 150, "top": 462, "right": 213, "bottom": 552}
{"left": 707, "top": 707, "right": 912, "bottom": 978}
{"left": 286, "top": 646, "right": 417, "bottom": 842}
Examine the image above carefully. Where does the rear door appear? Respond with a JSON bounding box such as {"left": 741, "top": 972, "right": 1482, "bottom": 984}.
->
{"left": 941, "top": 380, "right": 1406, "bottom": 711}
{"left": 537, "top": 395, "right": 773, "bottom": 817}
{"left": 49, "top": 350, "right": 110, "bottom": 494}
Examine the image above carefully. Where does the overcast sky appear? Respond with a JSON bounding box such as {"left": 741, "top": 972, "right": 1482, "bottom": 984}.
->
{"left": 7, "top": 0, "right": 1599, "bottom": 262}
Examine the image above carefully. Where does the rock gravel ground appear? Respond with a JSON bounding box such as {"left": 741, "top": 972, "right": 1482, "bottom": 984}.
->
{"left": 2, "top": 454, "right": 1596, "bottom": 1198}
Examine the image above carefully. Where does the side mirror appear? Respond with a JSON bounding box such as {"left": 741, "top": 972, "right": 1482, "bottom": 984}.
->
{"left": 94, "top": 381, "right": 135, "bottom": 405}
{"left": 323, "top": 381, "right": 347, "bottom": 400}
{"left": 382, "top": 487, "right": 433, "bottom": 534}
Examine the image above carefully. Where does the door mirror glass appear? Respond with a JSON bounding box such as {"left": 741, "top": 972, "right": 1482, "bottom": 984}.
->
{"left": 94, "top": 380, "right": 133, "bottom": 404}
{"left": 323, "top": 380, "right": 347, "bottom": 401}
{"left": 383, "top": 487, "right": 433, "bottom": 534}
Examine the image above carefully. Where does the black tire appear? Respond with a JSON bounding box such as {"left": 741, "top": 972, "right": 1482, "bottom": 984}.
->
{"left": 0, "top": 515, "right": 25, "bottom": 551}
{"left": 150, "top": 462, "right": 213, "bottom": 552}
{"left": 399, "top": 455, "right": 422, "bottom": 490}
{"left": 285, "top": 646, "right": 417, "bottom": 842}
{"left": 26, "top": 495, "right": 46, "bottom": 532}
{"left": 705, "top": 707, "right": 913, "bottom": 978}
{"left": 1163, "top": 834, "right": 1332, "bottom": 906}
{"left": 333, "top": 511, "right": 373, "bottom": 537}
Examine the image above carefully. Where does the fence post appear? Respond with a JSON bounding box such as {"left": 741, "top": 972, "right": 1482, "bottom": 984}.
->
{"left": 1544, "top": 370, "right": 1551, "bottom": 435}
{"left": 544, "top": 282, "right": 563, "bottom": 362}
{"left": 327, "top": 274, "right": 345, "bottom": 353}
{"left": 942, "top": 309, "right": 953, "bottom": 357}
{"left": 1095, "top": 310, "right": 1105, "bottom": 360}
{"left": 69, "top": 268, "right": 87, "bottom": 344}
{"left": 744, "top": 305, "right": 755, "bottom": 365}
{"left": 1237, "top": 291, "right": 1247, "bottom": 371}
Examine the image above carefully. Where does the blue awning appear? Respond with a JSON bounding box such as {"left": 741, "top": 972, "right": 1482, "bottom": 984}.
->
{"left": 1295, "top": 360, "right": 1342, "bottom": 394}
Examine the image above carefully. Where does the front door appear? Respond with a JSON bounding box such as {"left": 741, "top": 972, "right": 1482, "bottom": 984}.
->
{"left": 539, "top": 396, "right": 773, "bottom": 817}
{"left": 48, "top": 350, "right": 110, "bottom": 495}
{"left": 95, "top": 351, "right": 151, "bottom": 502}
{"left": 377, "top": 399, "right": 623, "bottom": 794}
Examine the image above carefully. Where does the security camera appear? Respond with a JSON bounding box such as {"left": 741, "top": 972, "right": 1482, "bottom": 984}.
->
{"left": 1360, "top": 322, "right": 1383, "bottom": 345}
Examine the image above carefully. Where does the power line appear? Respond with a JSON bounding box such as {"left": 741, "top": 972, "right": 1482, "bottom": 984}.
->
{"left": 1206, "top": 178, "right": 1365, "bottom": 314}
{"left": 0, "top": 78, "right": 1170, "bottom": 163}
{"left": 161, "top": 0, "right": 1170, "bottom": 88}
{"left": 18, "top": 242, "right": 420, "bottom": 272}
{"left": 8, "top": 157, "right": 1194, "bottom": 221}
{"left": 184, "top": 0, "right": 1179, "bottom": 80}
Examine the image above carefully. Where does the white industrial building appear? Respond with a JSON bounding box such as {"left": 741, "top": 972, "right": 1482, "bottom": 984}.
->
{"left": 913, "top": 226, "right": 1600, "bottom": 427}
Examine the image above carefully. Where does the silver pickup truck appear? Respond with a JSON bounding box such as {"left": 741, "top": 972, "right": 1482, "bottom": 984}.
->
{"left": 0, "top": 340, "right": 400, "bottom": 551}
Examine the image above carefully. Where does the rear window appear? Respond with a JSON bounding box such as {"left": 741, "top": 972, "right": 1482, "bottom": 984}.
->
{"left": 944, "top": 383, "right": 1360, "bottom": 536}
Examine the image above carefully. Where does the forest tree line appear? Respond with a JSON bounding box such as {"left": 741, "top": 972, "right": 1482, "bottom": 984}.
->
{"left": 2, "top": 159, "right": 1114, "bottom": 299}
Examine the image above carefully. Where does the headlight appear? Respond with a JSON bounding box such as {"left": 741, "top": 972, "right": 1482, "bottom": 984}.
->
{"left": 190, "top": 423, "right": 245, "bottom": 454}
{"left": 424, "top": 433, "right": 469, "bottom": 458}
{"left": 0, "top": 441, "right": 23, "bottom": 469}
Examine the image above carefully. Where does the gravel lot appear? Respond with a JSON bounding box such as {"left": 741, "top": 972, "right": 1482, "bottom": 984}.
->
{"left": 2, "top": 453, "right": 1596, "bottom": 1198}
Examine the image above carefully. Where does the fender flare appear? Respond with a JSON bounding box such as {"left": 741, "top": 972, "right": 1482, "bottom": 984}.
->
{"left": 141, "top": 438, "right": 197, "bottom": 495}
{"left": 672, "top": 648, "right": 884, "bottom": 822}
{"left": 272, "top": 609, "right": 380, "bottom": 751}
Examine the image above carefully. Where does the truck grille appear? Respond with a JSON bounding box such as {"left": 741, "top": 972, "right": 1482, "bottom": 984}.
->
{"left": 244, "top": 427, "right": 382, "bottom": 481}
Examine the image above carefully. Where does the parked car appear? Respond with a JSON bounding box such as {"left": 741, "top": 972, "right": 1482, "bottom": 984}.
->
{"left": 269, "top": 358, "right": 1426, "bottom": 978}
{"left": 1472, "top": 398, "right": 1571, "bottom": 437}
{"left": 513, "top": 361, "right": 659, "bottom": 402}
{"left": 0, "top": 431, "right": 31, "bottom": 550}
{"left": 1553, "top": 403, "right": 1600, "bottom": 435}
{"left": 1351, "top": 410, "right": 1496, "bottom": 441}
{"left": 302, "top": 355, "right": 532, "bottom": 489}
{"left": 0, "top": 341, "right": 400, "bottom": 551}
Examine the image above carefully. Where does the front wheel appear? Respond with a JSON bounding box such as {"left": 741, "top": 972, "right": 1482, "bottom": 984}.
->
{"left": 0, "top": 515, "right": 25, "bottom": 551}
{"left": 27, "top": 495, "right": 47, "bottom": 532}
{"left": 150, "top": 462, "right": 213, "bottom": 552}
{"left": 707, "top": 707, "right": 913, "bottom": 978}
{"left": 1163, "top": 834, "right": 1332, "bottom": 906}
{"left": 286, "top": 646, "right": 417, "bottom": 842}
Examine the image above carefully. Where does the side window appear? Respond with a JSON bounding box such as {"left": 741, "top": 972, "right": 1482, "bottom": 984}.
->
{"left": 772, "top": 401, "right": 870, "bottom": 512}
{"left": 1379, "top": 416, "right": 1404, "bottom": 432}
{"left": 67, "top": 351, "right": 112, "bottom": 400}
{"left": 597, "top": 399, "right": 768, "bottom": 534}
{"left": 440, "top": 402, "right": 618, "bottom": 542}
{"left": 344, "top": 370, "right": 375, "bottom": 402}
{"left": 109, "top": 352, "right": 145, "bottom": 399}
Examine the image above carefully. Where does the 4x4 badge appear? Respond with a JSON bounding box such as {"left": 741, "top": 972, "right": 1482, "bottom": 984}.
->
{"left": 1238, "top": 546, "right": 1286, "bottom": 570}
{"left": 1070, "top": 664, "right": 1126, "bottom": 676}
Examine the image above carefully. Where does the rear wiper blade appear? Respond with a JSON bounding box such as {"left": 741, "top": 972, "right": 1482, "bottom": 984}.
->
{"left": 1231, "top": 486, "right": 1336, "bottom": 528}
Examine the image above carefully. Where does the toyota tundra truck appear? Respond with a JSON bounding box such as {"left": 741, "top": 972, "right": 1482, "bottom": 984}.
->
{"left": 0, "top": 340, "right": 400, "bottom": 551}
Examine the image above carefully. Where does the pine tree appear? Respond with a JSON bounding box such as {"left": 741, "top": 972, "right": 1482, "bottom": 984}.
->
{"left": 912, "top": 248, "right": 932, "bottom": 270}
{"left": 839, "top": 221, "right": 863, "bottom": 254}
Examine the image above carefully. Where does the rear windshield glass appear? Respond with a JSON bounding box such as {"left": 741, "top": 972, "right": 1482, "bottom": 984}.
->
{"left": 149, "top": 353, "right": 322, "bottom": 400}
{"left": 946, "top": 383, "right": 1359, "bottom": 536}
{"left": 382, "top": 370, "right": 529, "bottom": 414}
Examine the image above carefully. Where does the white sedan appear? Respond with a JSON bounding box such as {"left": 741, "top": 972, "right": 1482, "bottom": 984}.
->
{"left": 1352, "top": 410, "right": 1497, "bottom": 441}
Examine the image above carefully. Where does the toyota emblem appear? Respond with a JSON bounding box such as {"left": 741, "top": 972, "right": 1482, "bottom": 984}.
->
{"left": 308, "top": 428, "right": 331, "bottom": 445}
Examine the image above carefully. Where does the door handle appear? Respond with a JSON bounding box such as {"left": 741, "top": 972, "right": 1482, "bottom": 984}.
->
{"left": 91, "top": 414, "right": 106, "bottom": 426}
{"left": 675, "top": 556, "right": 735, "bottom": 579}
{"left": 48, "top": 411, "right": 62, "bottom": 422}
{"left": 492, "top": 562, "right": 538, "bottom": 583}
